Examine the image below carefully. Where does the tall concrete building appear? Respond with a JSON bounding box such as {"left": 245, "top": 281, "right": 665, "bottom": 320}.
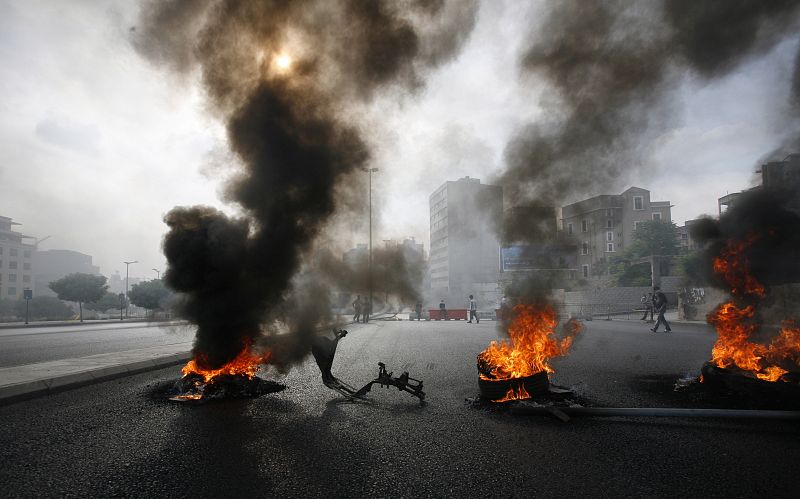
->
{"left": 0, "top": 216, "right": 36, "bottom": 299}
{"left": 429, "top": 177, "right": 502, "bottom": 309}
{"left": 34, "top": 249, "right": 101, "bottom": 297}
{"left": 561, "top": 187, "right": 672, "bottom": 279}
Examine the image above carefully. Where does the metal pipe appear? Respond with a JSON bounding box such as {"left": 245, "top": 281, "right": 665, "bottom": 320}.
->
{"left": 511, "top": 405, "right": 800, "bottom": 420}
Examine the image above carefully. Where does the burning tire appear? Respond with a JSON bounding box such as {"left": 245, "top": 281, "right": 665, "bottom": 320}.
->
{"left": 478, "top": 371, "right": 549, "bottom": 401}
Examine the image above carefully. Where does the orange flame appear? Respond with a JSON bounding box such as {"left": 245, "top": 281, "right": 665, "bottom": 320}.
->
{"left": 478, "top": 303, "right": 582, "bottom": 381}
{"left": 495, "top": 383, "right": 531, "bottom": 403}
{"left": 707, "top": 234, "right": 799, "bottom": 383}
{"left": 181, "top": 342, "right": 271, "bottom": 383}
{"left": 712, "top": 234, "right": 765, "bottom": 298}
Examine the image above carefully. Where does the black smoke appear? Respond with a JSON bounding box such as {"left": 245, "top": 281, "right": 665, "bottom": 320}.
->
{"left": 134, "top": 0, "right": 477, "bottom": 369}
{"left": 498, "top": 0, "right": 800, "bottom": 212}
{"left": 689, "top": 189, "right": 800, "bottom": 292}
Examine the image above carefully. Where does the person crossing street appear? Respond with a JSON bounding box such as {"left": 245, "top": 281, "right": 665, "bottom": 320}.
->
{"left": 650, "top": 286, "right": 671, "bottom": 333}
{"left": 467, "top": 294, "right": 479, "bottom": 323}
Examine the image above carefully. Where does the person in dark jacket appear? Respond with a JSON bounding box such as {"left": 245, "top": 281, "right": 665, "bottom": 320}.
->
{"left": 650, "top": 286, "right": 671, "bottom": 333}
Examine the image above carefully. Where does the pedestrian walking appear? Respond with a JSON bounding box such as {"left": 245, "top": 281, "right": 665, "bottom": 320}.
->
{"left": 650, "top": 286, "right": 672, "bottom": 333}
{"left": 439, "top": 299, "right": 448, "bottom": 320}
{"left": 467, "top": 294, "right": 479, "bottom": 323}
{"left": 415, "top": 301, "right": 422, "bottom": 321}
{"left": 640, "top": 292, "right": 654, "bottom": 321}
{"left": 352, "top": 295, "right": 362, "bottom": 323}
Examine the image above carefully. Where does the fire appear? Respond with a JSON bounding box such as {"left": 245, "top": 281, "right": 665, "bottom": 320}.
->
{"left": 712, "top": 235, "right": 765, "bottom": 298}
{"left": 478, "top": 303, "right": 582, "bottom": 380}
{"left": 495, "top": 383, "right": 531, "bottom": 403}
{"left": 181, "top": 342, "right": 271, "bottom": 383}
{"left": 706, "top": 233, "right": 800, "bottom": 383}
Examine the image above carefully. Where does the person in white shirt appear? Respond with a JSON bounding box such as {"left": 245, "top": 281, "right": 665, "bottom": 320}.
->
{"left": 468, "top": 294, "right": 479, "bottom": 323}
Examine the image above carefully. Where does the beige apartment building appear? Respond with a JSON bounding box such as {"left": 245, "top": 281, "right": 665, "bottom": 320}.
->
{"left": 561, "top": 187, "right": 672, "bottom": 279}
{"left": 0, "top": 216, "right": 36, "bottom": 299}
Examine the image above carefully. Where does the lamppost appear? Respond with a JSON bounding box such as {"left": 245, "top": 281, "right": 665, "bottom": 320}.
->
{"left": 152, "top": 268, "right": 160, "bottom": 280}
{"left": 124, "top": 260, "right": 138, "bottom": 318}
{"left": 360, "top": 167, "right": 379, "bottom": 322}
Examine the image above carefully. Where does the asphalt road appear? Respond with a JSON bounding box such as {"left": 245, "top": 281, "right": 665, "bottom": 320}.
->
{"left": 1, "top": 318, "right": 798, "bottom": 498}
{"left": 0, "top": 322, "right": 195, "bottom": 367}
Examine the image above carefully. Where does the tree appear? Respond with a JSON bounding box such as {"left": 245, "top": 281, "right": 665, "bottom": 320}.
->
{"left": 128, "top": 279, "right": 172, "bottom": 317}
{"left": 606, "top": 220, "right": 681, "bottom": 286}
{"left": 627, "top": 220, "right": 680, "bottom": 258}
{"left": 13, "top": 296, "right": 74, "bottom": 321}
{"left": 48, "top": 273, "right": 108, "bottom": 322}
{"left": 84, "top": 292, "right": 124, "bottom": 312}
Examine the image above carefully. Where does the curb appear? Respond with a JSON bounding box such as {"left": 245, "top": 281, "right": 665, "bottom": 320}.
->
{"left": 0, "top": 319, "right": 187, "bottom": 330}
{"left": 0, "top": 351, "right": 191, "bottom": 406}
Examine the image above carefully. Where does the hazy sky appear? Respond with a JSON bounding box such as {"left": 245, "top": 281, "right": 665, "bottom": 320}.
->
{"left": 1, "top": 1, "right": 797, "bottom": 278}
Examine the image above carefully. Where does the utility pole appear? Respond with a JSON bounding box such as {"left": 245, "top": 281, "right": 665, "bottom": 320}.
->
{"left": 124, "top": 260, "right": 138, "bottom": 318}
{"left": 361, "top": 167, "right": 379, "bottom": 322}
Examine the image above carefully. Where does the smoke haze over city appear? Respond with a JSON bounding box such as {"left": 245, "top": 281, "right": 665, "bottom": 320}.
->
{"left": 0, "top": 1, "right": 798, "bottom": 279}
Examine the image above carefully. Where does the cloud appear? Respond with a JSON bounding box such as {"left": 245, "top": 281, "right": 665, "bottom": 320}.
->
{"left": 34, "top": 116, "right": 101, "bottom": 155}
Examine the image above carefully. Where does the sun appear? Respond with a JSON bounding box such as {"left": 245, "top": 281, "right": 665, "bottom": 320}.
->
{"left": 274, "top": 53, "right": 292, "bottom": 72}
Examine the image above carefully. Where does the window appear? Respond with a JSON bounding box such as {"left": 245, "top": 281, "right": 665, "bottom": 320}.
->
{"left": 9, "top": 248, "right": 17, "bottom": 257}
{"left": 567, "top": 223, "right": 573, "bottom": 235}
{"left": 607, "top": 243, "right": 615, "bottom": 252}
{"left": 9, "top": 274, "right": 16, "bottom": 283}
{"left": 9, "top": 261, "right": 17, "bottom": 269}
{"left": 582, "top": 265, "right": 589, "bottom": 278}
{"left": 652, "top": 212, "right": 662, "bottom": 221}
{"left": 581, "top": 242, "right": 589, "bottom": 255}
{"left": 23, "top": 262, "right": 30, "bottom": 270}
{"left": 23, "top": 250, "right": 30, "bottom": 258}
{"left": 606, "top": 231, "right": 614, "bottom": 242}
{"left": 633, "top": 221, "right": 641, "bottom": 231}
{"left": 606, "top": 219, "right": 613, "bottom": 228}
{"left": 681, "top": 233, "right": 688, "bottom": 240}
{"left": 633, "top": 196, "right": 643, "bottom": 210}
{"left": 581, "top": 220, "right": 588, "bottom": 232}
{"left": 8, "top": 287, "right": 16, "bottom": 295}
{"left": 23, "top": 275, "right": 30, "bottom": 283}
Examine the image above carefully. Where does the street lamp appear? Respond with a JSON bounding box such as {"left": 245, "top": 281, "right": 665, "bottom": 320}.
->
{"left": 124, "top": 260, "right": 138, "bottom": 318}
{"left": 360, "top": 167, "right": 379, "bottom": 322}
{"left": 152, "top": 268, "right": 160, "bottom": 280}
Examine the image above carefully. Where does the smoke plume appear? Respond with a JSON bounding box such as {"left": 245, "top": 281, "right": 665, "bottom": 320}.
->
{"left": 134, "top": 0, "right": 477, "bottom": 369}
{"left": 498, "top": 0, "right": 800, "bottom": 211}
{"left": 690, "top": 189, "right": 800, "bottom": 291}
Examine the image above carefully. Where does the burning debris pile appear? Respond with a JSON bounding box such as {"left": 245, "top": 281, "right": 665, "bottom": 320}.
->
{"left": 476, "top": 302, "right": 582, "bottom": 403}
{"left": 170, "top": 343, "right": 284, "bottom": 403}
{"left": 690, "top": 190, "right": 800, "bottom": 394}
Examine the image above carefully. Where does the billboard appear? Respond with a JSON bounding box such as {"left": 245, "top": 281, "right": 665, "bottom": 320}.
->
{"left": 500, "top": 244, "right": 576, "bottom": 272}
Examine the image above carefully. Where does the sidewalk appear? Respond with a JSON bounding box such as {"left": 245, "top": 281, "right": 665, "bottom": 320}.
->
{"left": 0, "top": 342, "right": 193, "bottom": 405}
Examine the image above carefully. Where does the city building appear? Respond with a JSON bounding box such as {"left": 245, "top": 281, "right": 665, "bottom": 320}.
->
{"left": 561, "top": 187, "right": 672, "bottom": 279}
{"left": 719, "top": 154, "right": 800, "bottom": 215}
{"left": 107, "top": 271, "right": 142, "bottom": 296}
{"left": 758, "top": 153, "right": 800, "bottom": 213}
{"left": 0, "top": 216, "right": 36, "bottom": 300}
{"left": 677, "top": 218, "right": 703, "bottom": 252}
{"left": 33, "top": 249, "right": 101, "bottom": 297}
{"left": 429, "top": 176, "right": 503, "bottom": 308}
